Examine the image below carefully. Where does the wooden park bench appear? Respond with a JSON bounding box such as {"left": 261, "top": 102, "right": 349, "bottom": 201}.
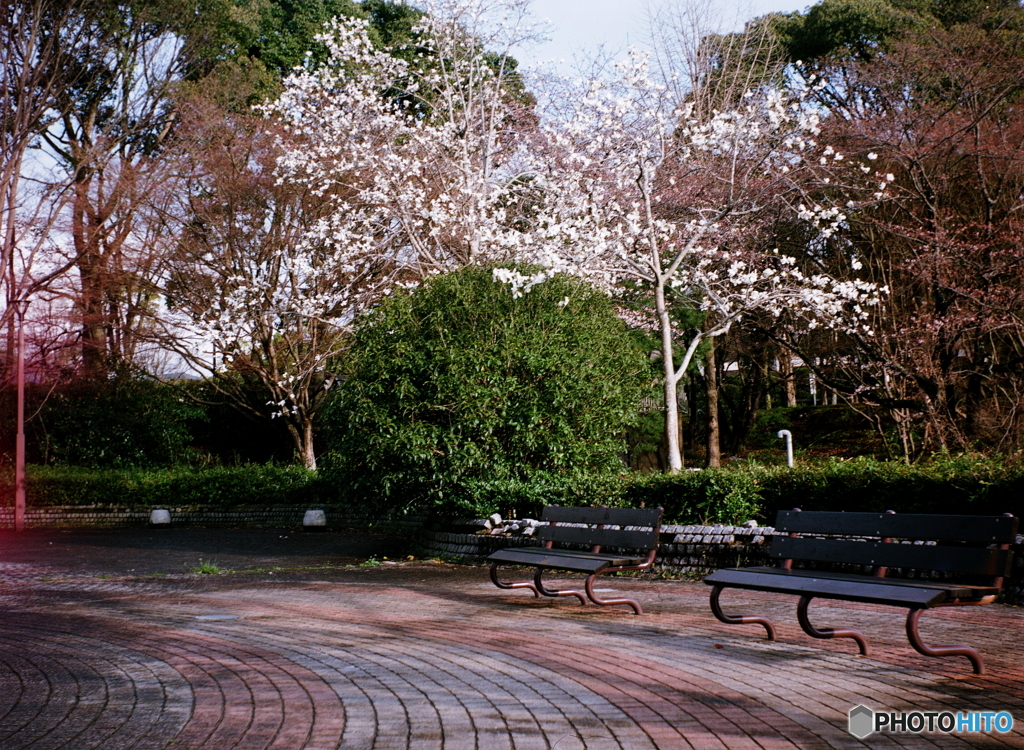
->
{"left": 486, "top": 506, "right": 662, "bottom": 614}
{"left": 704, "top": 509, "right": 1018, "bottom": 674}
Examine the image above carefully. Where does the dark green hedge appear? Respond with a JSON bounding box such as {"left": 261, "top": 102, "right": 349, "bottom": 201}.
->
{"left": 750, "top": 456, "right": 1024, "bottom": 519}
{"left": 450, "top": 457, "right": 1024, "bottom": 525}
{"left": 1, "top": 375, "right": 297, "bottom": 469}
{"left": 1, "top": 465, "right": 323, "bottom": 509}
{"left": 339, "top": 469, "right": 762, "bottom": 525}
{"left": 4, "top": 457, "right": 1022, "bottom": 527}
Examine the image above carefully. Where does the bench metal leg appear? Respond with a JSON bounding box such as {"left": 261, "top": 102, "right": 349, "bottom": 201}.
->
{"left": 533, "top": 568, "right": 588, "bottom": 605}
{"left": 796, "top": 596, "right": 869, "bottom": 656}
{"left": 489, "top": 563, "right": 540, "bottom": 598}
{"left": 584, "top": 573, "right": 642, "bottom": 615}
{"left": 709, "top": 585, "right": 776, "bottom": 640}
{"left": 906, "top": 608, "right": 984, "bottom": 675}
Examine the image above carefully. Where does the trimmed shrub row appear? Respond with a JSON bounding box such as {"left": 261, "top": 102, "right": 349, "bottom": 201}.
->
{"left": 1, "top": 465, "right": 322, "bottom": 509}
{"left": 447, "top": 471, "right": 761, "bottom": 526}
{"left": 748, "top": 456, "right": 1024, "bottom": 519}
{"left": 2, "top": 456, "right": 1022, "bottom": 526}
{"left": 425, "top": 457, "right": 1024, "bottom": 523}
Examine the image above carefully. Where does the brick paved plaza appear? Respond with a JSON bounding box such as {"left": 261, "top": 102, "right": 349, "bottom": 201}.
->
{"left": 1, "top": 529, "right": 1022, "bottom": 749}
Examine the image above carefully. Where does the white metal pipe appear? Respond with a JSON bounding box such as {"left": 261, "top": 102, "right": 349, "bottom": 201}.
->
{"left": 777, "top": 429, "right": 794, "bottom": 468}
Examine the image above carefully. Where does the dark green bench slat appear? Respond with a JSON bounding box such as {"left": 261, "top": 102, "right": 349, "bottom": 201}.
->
{"left": 770, "top": 536, "right": 1013, "bottom": 577}
{"left": 488, "top": 507, "right": 659, "bottom": 578}
{"left": 704, "top": 568, "right": 952, "bottom": 607}
{"left": 489, "top": 547, "right": 648, "bottom": 567}
{"left": 705, "top": 513, "right": 1014, "bottom": 671}
{"left": 708, "top": 566, "right": 999, "bottom": 600}
{"left": 538, "top": 525, "right": 658, "bottom": 550}
{"left": 775, "top": 511, "right": 1018, "bottom": 543}
{"left": 542, "top": 506, "right": 662, "bottom": 527}
{"left": 488, "top": 549, "right": 608, "bottom": 573}
{"left": 487, "top": 548, "right": 647, "bottom": 573}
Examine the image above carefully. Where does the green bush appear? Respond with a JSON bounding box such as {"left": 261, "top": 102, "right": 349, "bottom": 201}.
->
{"left": 5, "top": 456, "right": 1019, "bottom": 530}
{"left": 0, "top": 464, "right": 323, "bottom": 508}
{"left": 449, "top": 456, "right": 1024, "bottom": 526}
{"left": 418, "top": 470, "right": 760, "bottom": 526}
{"left": 621, "top": 471, "right": 762, "bottom": 525}
{"left": 182, "top": 378, "right": 297, "bottom": 465}
{"left": 448, "top": 471, "right": 625, "bottom": 519}
{"left": 0, "top": 374, "right": 300, "bottom": 469}
{"left": 749, "top": 455, "right": 1024, "bottom": 520}
{"left": 321, "top": 265, "right": 649, "bottom": 516}
{"left": 31, "top": 374, "right": 204, "bottom": 468}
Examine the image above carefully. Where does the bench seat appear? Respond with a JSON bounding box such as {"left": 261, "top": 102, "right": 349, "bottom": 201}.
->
{"left": 704, "top": 510, "right": 1017, "bottom": 674}
{"left": 487, "top": 506, "right": 662, "bottom": 614}
{"left": 487, "top": 547, "right": 650, "bottom": 574}
{"left": 704, "top": 567, "right": 998, "bottom": 608}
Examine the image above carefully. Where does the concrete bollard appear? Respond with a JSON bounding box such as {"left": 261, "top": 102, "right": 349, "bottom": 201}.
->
{"left": 149, "top": 509, "right": 171, "bottom": 527}
{"left": 303, "top": 509, "right": 327, "bottom": 531}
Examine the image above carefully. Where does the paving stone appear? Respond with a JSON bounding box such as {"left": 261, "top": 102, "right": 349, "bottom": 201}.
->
{"left": 0, "top": 529, "right": 1021, "bottom": 749}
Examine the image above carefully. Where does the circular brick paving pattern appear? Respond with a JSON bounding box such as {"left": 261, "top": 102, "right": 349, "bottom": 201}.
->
{"left": 1, "top": 531, "right": 1022, "bottom": 749}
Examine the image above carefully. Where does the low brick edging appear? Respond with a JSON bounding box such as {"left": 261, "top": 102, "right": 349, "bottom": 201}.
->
{"left": 5, "top": 507, "right": 1021, "bottom": 604}
{"left": 0, "top": 506, "right": 424, "bottom": 531}
{"left": 411, "top": 523, "right": 775, "bottom": 577}
{"left": 411, "top": 528, "right": 550, "bottom": 560}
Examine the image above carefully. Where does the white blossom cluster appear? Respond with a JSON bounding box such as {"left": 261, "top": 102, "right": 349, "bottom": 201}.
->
{"left": 266, "top": 7, "right": 886, "bottom": 334}
{"left": 488, "top": 51, "right": 886, "bottom": 347}
{"left": 267, "top": 9, "right": 542, "bottom": 280}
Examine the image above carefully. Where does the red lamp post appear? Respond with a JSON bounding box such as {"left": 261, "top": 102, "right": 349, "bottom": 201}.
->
{"left": 14, "top": 297, "right": 28, "bottom": 532}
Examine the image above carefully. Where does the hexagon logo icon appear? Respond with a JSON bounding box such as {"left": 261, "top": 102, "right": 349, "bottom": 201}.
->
{"left": 849, "top": 705, "right": 874, "bottom": 739}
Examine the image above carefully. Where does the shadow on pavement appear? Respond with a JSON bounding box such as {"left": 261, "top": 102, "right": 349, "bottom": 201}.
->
{"left": 0, "top": 528, "right": 410, "bottom": 575}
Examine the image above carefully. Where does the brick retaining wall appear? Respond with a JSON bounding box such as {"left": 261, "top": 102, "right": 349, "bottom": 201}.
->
{"left": 0, "top": 506, "right": 424, "bottom": 531}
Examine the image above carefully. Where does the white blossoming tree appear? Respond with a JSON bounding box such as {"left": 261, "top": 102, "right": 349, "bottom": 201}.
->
{"left": 269, "top": 0, "right": 543, "bottom": 278}
{"left": 164, "top": 0, "right": 544, "bottom": 468}
{"left": 495, "top": 56, "right": 890, "bottom": 471}
{"left": 157, "top": 96, "right": 363, "bottom": 470}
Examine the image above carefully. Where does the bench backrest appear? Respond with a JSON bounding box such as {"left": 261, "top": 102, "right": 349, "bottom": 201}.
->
{"left": 538, "top": 506, "right": 662, "bottom": 551}
{"left": 774, "top": 510, "right": 1017, "bottom": 542}
{"left": 770, "top": 510, "right": 1018, "bottom": 580}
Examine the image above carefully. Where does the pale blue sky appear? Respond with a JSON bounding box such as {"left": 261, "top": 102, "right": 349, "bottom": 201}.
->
{"left": 516, "top": 0, "right": 810, "bottom": 72}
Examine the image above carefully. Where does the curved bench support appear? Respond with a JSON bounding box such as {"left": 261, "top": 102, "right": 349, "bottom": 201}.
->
{"left": 533, "top": 568, "right": 589, "bottom": 605}
{"left": 796, "top": 596, "right": 870, "bottom": 656}
{"left": 906, "top": 608, "right": 984, "bottom": 675}
{"left": 709, "top": 585, "right": 776, "bottom": 640}
{"left": 489, "top": 563, "right": 540, "bottom": 598}
{"left": 585, "top": 573, "right": 642, "bottom": 615}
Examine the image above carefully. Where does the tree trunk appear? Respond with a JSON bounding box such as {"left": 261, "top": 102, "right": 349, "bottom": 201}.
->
{"left": 655, "top": 281, "right": 684, "bottom": 472}
{"left": 301, "top": 420, "right": 316, "bottom": 470}
{"left": 705, "top": 339, "right": 720, "bottom": 468}
{"left": 72, "top": 175, "right": 111, "bottom": 377}
{"left": 662, "top": 372, "right": 683, "bottom": 472}
{"left": 78, "top": 261, "right": 109, "bottom": 375}
{"left": 287, "top": 418, "right": 317, "bottom": 470}
{"left": 780, "top": 351, "right": 797, "bottom": 407}
{"left": 5, "top": 308, "right": 13, "bottom": 376}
